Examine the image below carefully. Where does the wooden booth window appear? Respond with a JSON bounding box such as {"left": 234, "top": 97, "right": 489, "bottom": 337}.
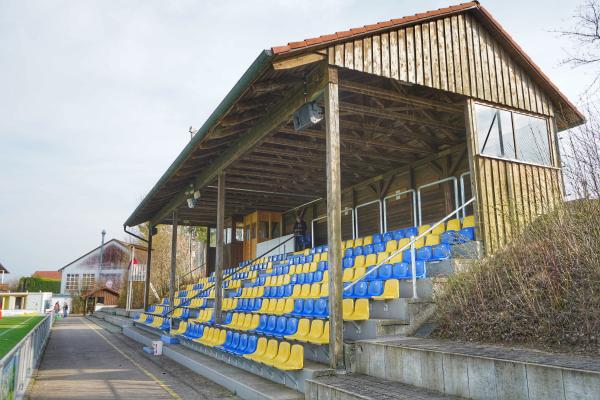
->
{"left": 475, "top": 103, "right": 552, "bottom": 166}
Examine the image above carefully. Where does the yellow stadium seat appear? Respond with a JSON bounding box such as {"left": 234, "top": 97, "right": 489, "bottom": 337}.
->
{"left": 283, "top": 275, "right": 291, "bottom": 285}
{"left": 257, "top": 286, "right": 265, "bottom": 297}
{"left": 258, "top": 339, "right": 279, "bottom": 365}
{"left": 344, "top": 239, "right": 354, "bottom": 249}
{"left": 291, "top": 285, "right": 301, "bottom": 298}
{"left": 446, "top": 219, "right": 461, "bottom": 232}
{"left": 413, "top": 237, "right": 425, "bottom": 249}
{"left": 418, "top": 224, "right": 431, "bottom": 235}
{"left": 281, "top": 298, "right": 294, "bottom": 315}
{"left": 353, "top": 267, "right": 366, "bottom": 281}
{"left": 265, "top": 277, "right": 273, "bottom": 286}
{"left": 363, "top": 236, "right": 373, "bottom": 245}
{"left": 257, "top": 299, "right": 270, "bottom": 313}
{"left": 431, "top": 223, "right": 445, "bottom": 235}
{"left": 398, "top": 238, "right": 411, "bottom": 249}
{"left": 372, "top": 279, "right": 400, "bottom": 300}
{"left": 308, "top": 283, "right": 321, "bottom": 299}
{"left": 302, "top": 263, "right": 310, "bottom": 274}
{"left": 286, "top": 318, "right": 310, "bottom": 341}
{"left": 307, "top": 320, "right": 324, "bottom": 344}
{"left": 425, "top": 234, "right": 440, "bottom": 246}
{"left": 343, "top": 299, "right": 370, "bottom": 320}
{"left": 276, "top": 276, "right": 284, "bottom": 286}
{"left": 354, "top": 255, "right": 366, "bottom": 268}
{"left": 309, "top": 262, "right": 318, "bottom": 273}
{"left": 322, "top": 271, "right": 329, "bottom": 283}
{"left": 241, "top": 288, "right": 249, "bottom": 298}
{"left": 245, "top": 337, "right": 267, "bottom": 361}
{"left": 365, "top": 253, "right": 377, "bottom": 266}
{"left": 309, "top": 321, "right": 329, "bottom": 345}
{"left": 343, "top": 268, "right": 354, "bottom": 282}
{"left": 247, "top": 314, "right": 260, "bottom": 331}
{"left": 290, "top": 265, "right": 298, "bottom": 274}
{"left": 273, "top": 299, "right": 285, "bottom": 315}
{"left": 209, "top": 329, "right": 227, "bottom": 347}
{"left": 266, "top": 299, "right": 278, "bottom": 314}
{"left": 320, "top": 252, "right": 328, "bottom": 262}
{"left": 299, "top": 284, "right": 311, "bottom": 298}
{"left": 389, "top": 252, "right": 403, "bottom": 264}
{"left": 320, "top": 283, "right": 329, "bottom": 297}
{"left": 376, "top": 252, "right": 389, "bottom": 264}
{"left": 463, "top": 215, "right": 475, "bottom": 228}
{"left": 354, "top": 237, "right": 364, "bottom": 246}
{"left": 385, "top": 240, "right": 398, "bottom": 253}
{"left": 228, "top": 314, "right": 240, "bottom": 329}
{"left": 196, "top": 327, "right": 213, "bottom": 345}
{"left": 314, "top": 253, "right": 321, "bottom": 263}
{"left": 269, "top": 341, "right": 291, "bottom": 367}
{"left": 278, "top": 344, "right": 304, "bottom": 370}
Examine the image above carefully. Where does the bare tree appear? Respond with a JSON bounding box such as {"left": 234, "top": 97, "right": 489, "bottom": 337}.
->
{"left": 559, "top": 1, "right": 600, "bottom": 92}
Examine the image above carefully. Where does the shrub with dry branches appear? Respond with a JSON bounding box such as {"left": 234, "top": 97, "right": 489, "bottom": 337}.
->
{"left": 435, "top": 200, "right": 600, "bottom": 354}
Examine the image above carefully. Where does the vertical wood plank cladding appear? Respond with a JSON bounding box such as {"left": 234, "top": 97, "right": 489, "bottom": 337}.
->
{"left": 500, "top": 48, "right": 512, "bottom": 107}
{"left": 486, "top": 31, "right": 498, "bottom": 102}
{"left": 472, "top": 20, "right": 484, "bottom": 99}
{"left": 477, "top": 156, "right": 561, "bottom": 252}
{"left": 430, "top": 21, "right": 440, "bottom": 89}
{"left": 479, "top": 28, "right": 491, "bottom": 101}
{"left": 406, "top": 27, "right": 416, "bottom": 83}
{"left": 372, "top": 35, "right": 382, "bottom": 76}
{"left": 398, "top": 29, "right": 408, "bottom": 81}
{"left": 465, "top": 15, "right": 477, "bottom": 97}
{"left": 363, "top": 36, "right": 373, "bottom": 74}
{"left": 334, "top": 44, "right": 344, "bottom": 67}
{"left": 344, "top": 42, "right": 354, "bottom": 69}
{"left": 422, "top": 24, "right": 432, "bottom": 87}
{"left": 390, "top": 31, "right": 399, "bottom": 79}
{"left": 444, "top": 18, "right": 456, "bottom": 92}
{"left": 437, "top": 20, "right": 448, "bottom": 90}
{"left": 458, "top": 14, "right": 471, "bottom": 95}
{"left": 451, "top": 16, "right": 463, "bottom": 94}
{"left": 329, "top": 16, "right": 557, "bottom": 118}
{"left": 381, "top": 32, "right": 391, "bottom": 78}
{"left": 353, "top": 39, "right": 363, "bottom": 72}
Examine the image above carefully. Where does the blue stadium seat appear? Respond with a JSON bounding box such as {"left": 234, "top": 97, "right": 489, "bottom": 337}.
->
{"left": 291, "top": 299, "right": 304, "bottom": 316}
{"left": 344, "top": 248, "right": 354, "bottom": 257}
{"left": 383, "top": 232, "right": 393, "bottom": 242}
{"left": 342, "top": 257, "right": 354, "bottom": 269}
{"left": 352, "top": 281, "right": 369, "bottom": 298}
{"left": 264, "top": 316, "right": 278, "bottom": 335}
{"left": 220, "top": 331, "right": 234, "bottom": 351}
{"left": 274, "top": 317, "right": 287, "bottom": 337}
{"left": 317, "top": 261, "right": 328, "bottom": 271}
{"left": 365, "top": 266, "right": 377, "bottom": 281}
{"left": 300, "top": 299, "right": 315, "bottom": 317}
{"left": 392, "top": 230, "right": 404, "bottom": 240}
{"left": 354, "top": 246, "right": 364, "bottom": 256}
{"left": 243, "top": 335, "right": 258, "bottom": 355}
{"left": 314, "top": 299, "right": 329, "bottom": 318}
{"left": 313, "top": 271, "right": 323, "bottom": 283}
{"left": 374, "top": 243, "right": 386, "bottom": 253}
{"left": 459, "top": 227, "right": 475, "bottom": 242}
{"left": 275, "top": 285, "right": 285, "bottom": 298}
{"left": 235, "top": 334, "right": 249, "bottom": 355}
{"left": 284, "top": 318, "right": 299, "bottom": 336}
{"left": 368, "top": 280, "right": 384, "bottom": 297}
{"left": 377, "top": 264, "right": 393, "bottom": 280}
{"left": 264, "top": 287, "right": 272, "bottom": 298}
{"left": 305, "top": 272, "right": 314, "bottom": 284}
{"left": 306, "top": 254, "right": 314, "bottom": 263}
{"left": 252, "top": 315, "right": 268, "bottom": 333}
{"left": 404, "top": 227, "right": 418, "bottom": 237}
{"left": 297, "top": 274, "right": 306, "bottom": 285}
{"left": 440, "top": 230, "right": 458, "bottom": 244}
{"left": 417, "top": 246, "right": 432, "bottom": 261}
{"left": 290, "top": 274, "right": 298, "bottom": 284}
{"left": 283, "top": 284, "right": 293, "bottom": 297}
{"left": 363, "top": 244, "right": 374, "bottom": 255}
{"left": 372, "top": 234, "right": 383, "bottom": 244}
{"left": 432, "top": 244, "right": 451, "bottom": 260}
{"left": 343, "top": 284, "right": 353, "bottom": 298}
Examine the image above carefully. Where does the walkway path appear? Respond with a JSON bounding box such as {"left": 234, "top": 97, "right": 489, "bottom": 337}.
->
{"left": 27, "top": 317, "right": 238, "bottom": 400}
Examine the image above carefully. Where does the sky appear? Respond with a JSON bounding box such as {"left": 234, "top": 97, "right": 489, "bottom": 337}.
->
{"left": 0, "top": 0, "right": 596, "bottom": 279}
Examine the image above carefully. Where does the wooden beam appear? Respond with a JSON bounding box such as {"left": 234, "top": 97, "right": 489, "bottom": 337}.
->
{"left": 144, "top": 229, "right": 153, "bottom": 309}
{"left": 272, "top": 52, "right": 325, "bottom": 70}
{"left": 169, "top": 210, "right": 178, "bottom": 329}
{"left": 339, "top": 79, "right": 463, "bottom": 114}
{"left": 150, "top": 64, "right": 328, "bottom": 226}
{"left": 325, "top": 66, "right": 344, "bottom": 370}
{"left": 214, "top": 172, "right": 225, "bottom": 324}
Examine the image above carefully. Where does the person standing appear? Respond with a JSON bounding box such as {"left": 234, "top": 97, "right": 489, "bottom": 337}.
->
{"left": 62, "top": 302, "right": 69, "bottom": 318}
{"left": 293, "top": 215, "right": 307, "bottom": 251}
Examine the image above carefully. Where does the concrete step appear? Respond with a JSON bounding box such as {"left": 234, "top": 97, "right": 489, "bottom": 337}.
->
{"left": 346, "top": 337, "right": 600, "bottom": 400}
{"left": 306, "top": 373, "right": 462, "bottom": 399}
{"left": 85, "top": 315, "right": 122, "bottom": 333}
{"left": 125, "top": 324, "right": 332, "bottom": 398}
{"left": 93, "top": 311, "right": 134, "bottom": 329}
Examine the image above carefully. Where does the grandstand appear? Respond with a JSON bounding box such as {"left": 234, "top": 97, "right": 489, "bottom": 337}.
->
{"left": 121, "top": 1, "right": 585, "bottom": 399}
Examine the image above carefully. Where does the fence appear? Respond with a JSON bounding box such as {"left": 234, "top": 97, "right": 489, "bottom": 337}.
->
{"left": 0, "top": 314, "right": 52, "bottom": 400}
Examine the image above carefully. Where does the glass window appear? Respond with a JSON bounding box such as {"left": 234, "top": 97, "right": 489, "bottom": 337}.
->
{"left": 513, "top": 113, "right": 551, "bottom": 165}
{"left": 245, "top": 224, "right": 251, "bottom": 241}
{"left": 251, "top": 223, "right": 256, "bottom": 239}
{"left": 258, "top": 221, "right": 269, "bottom": 240}
{"left": 209, "top": 228, "right": 216, "bottom": 248}
{"left": 82, "top": 274, "right": 95, "bottom": 290}
{"left": 236, "top": 222, "right": 244, "bottom": 242}
{"left": 271, "top": 221, "right": 281, "bottom": 239}
{"left": 66, "top": 274, "right": 79, "bottom": 291}
{"left": 224, "top": 227, "right": 232, "bottom": 245}
{"left": 475, "top": 103, "right": 550, "bottom": 166}
{"left": 476, "top": 104, "right": 515, "bottom": 158}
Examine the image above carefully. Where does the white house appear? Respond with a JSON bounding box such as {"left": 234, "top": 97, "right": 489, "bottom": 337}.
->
{"left": 59, "top": 239, "right": 146, "bottom": 296}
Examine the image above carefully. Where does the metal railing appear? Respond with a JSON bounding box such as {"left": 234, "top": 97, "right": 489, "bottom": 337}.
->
{"left": 344, "top": 197, "right": 476, "bottom": 299}
{"left": 0, "top": 314, "right": 53, "bottom": 399}
{"left": 162, "top": 234, "right": 297, "bottom": 319}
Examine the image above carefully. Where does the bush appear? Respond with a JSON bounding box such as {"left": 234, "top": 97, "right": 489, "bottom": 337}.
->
{"left": 18, "top": 276, "right": 61, "bottom": 293}
{"left": 435, "top": 200, "right": 600, "bottom": 354}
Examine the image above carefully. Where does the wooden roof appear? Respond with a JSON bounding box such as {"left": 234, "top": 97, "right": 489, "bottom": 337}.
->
{"left": 0, "top": 262, "right": 8, "bottom": 274}
{"left": 33, "top": 271, "right": 61, "bottom": 280}
{"left": 124, "top": 1, "right": 582, "bottom": 228}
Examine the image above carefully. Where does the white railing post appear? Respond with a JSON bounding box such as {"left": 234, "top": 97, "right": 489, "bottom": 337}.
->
{"left": 410, "top": 239, "right": 418, "bottom": 299}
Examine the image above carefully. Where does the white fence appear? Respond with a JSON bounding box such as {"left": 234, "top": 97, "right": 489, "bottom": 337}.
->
{"left": 0, "top": 314, "right": 52, "bottom": 400}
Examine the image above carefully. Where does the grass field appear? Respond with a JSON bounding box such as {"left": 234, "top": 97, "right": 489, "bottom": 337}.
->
{"left": 0, "top": 315, "right": 44, "bottom": 358}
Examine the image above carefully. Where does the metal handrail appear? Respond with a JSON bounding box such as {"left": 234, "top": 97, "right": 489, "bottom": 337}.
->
{"left": 161, "top": 234, "right": 297, "bottom": 318}
{"left": 343, "top": 197, "right": 476, "bottom": 298}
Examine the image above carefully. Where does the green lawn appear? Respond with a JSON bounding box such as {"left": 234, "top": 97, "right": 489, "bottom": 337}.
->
{"left": 0, "top": 315, "right": 44, "bottom": 358}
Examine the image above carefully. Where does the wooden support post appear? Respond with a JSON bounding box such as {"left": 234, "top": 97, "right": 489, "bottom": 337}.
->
{"left": 464, "top": 99, "right": 483, "bottom": 248}
{"left": 169, "top": 211, "right": 178, "bottom": 324}
{"left": 144, "top": 229, "right": 153, "bottom": 309}
{"left": 214, "top": 172, "right": 226, "bottom": 324}
{"left": 325, "top": 66, "right": 344, "bottom": 370}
